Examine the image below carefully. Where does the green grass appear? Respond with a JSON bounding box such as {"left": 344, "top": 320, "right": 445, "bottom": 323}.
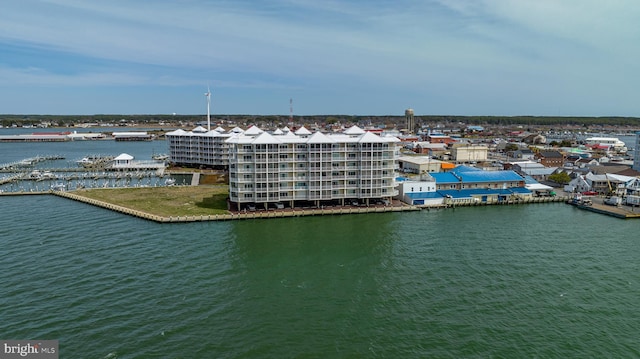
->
{"left": 75, "top": 185, "right": 229, "bottom": 217}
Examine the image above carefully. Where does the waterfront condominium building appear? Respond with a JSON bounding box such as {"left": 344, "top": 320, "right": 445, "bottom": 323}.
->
{"left": 226, "top": 125, "right": 400, "bottom": 211}
{"left": 166, "top": 125, "right": 242, "bottom": 168}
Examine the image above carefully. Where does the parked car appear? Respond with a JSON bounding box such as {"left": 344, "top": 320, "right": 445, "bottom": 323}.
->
{"left": 581, "top": 191, "right": 598, "bottom": 196}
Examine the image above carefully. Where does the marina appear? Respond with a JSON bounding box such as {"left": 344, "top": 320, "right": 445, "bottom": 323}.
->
{"left": 0, "top": 135, "right": 178, "bottom": 193}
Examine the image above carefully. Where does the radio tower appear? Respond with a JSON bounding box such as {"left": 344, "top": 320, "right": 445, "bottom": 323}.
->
{"left": 289, "top": 98, "right": 293, "bottom": 124}
{"left": 205, "top": 86, "right": 211, "bottom": 131}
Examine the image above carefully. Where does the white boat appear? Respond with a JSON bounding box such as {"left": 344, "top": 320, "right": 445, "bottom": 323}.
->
{"left": 40, "top": 171, "right": 57, "bottom": 180}
{"left": 76, "top": 155, "right": 114, "bottom": 168}
{"left": 152, "top": 153, "right": 169, "bottom": 161}
{"left": 29, "top": 170, "right": 42, "bottom": 179}
{"left": 50, "top": 182, "right": 66, "bottom": 191}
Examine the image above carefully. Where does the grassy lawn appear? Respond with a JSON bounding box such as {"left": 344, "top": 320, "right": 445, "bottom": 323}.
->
{"left": 75, "top": 185, "right": 229, "bottom": 217}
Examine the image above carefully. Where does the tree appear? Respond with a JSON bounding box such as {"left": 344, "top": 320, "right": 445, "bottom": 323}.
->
{"left": 548, "top": 172, "right": 571, "bottom": 185}
{"left": 505, "top": 143, "right": 519, "bottom": 152}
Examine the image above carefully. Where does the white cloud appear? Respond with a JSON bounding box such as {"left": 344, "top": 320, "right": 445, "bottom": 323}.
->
{"left": 0, "top": 0, "right": 639, "bottom": 115}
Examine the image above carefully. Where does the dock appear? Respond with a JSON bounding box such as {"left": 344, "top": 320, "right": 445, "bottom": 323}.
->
{"left": 567, "top": 197, "right": 640, "bottom": 219}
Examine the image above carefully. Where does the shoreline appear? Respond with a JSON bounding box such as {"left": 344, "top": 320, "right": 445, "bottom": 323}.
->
{"left": 2, "top": 189, "right": 573, "bottom": 223}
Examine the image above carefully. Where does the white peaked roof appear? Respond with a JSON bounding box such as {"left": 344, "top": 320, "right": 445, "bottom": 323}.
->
{"left": 224, "top": 132, "right": 244, "bottom": 143}
{"left": 114, "top": 153, "right": 134, "bottom": 160}
{"left": 295, "top": 126, "right": 312, "bottom": 135}
{"left": 273, "top": 128, "right": 284, "bottom": 135}
{"left": 244, "top": 125, "right": 264, "bottom": 136}
{"left": 283, "top": 130, "right": 298, "bottom": 138}
{"left": 230, "top": 126, "right": 244, "bottom": 133}
{"left": 252, "top": 132, "right": 282, "bottom": 144}
{"left": 344, "top": 125, "right": 366, "bottom": 135}
{"left": 358, "top": 131, "right": 386, "bottom": 143}
{"left": 166, "top": 129, "right": 187, "bottom": 136}
{"left": 281, "top": 126, "right": 291, "bottom": 133}
{"left": 202, "top": 130, "right": 220, "bottom": 137}
{"left": 192, "top": 125, "right": 208, "bottom": 133}
{"left": 307, "top": 131, "right": 336, "bottom": 143}
{"left": 214, "top": 126, "right": 226, "bottom": 133}
{"left": 383, "top": 134, "right": 401, "bottom": 142}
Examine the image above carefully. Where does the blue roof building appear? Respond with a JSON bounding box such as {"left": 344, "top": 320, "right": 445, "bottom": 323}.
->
{"left": 399, "top": 165, "right": 532, "bottom": 205}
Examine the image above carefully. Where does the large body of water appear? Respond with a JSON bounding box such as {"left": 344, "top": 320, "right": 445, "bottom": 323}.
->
{"left": 1, "top": 131, "right": 640, "bottom": 357}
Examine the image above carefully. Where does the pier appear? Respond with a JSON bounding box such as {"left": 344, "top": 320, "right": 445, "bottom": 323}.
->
{"left": 567, "top": 196, "right": 640, "bottom": 219}
{"left": 0, "top": 155, "right": 65, "bottom": 170}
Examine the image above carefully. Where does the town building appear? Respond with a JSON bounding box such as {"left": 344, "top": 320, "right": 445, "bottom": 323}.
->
{"left": 509, "top": 161, "right": 558, "bottom": 181}
{"left": 397, "top": 155, "right": 452, "bottom": 174}
{"left": 424, "top": 134, "right": 457, "bottom": 146}
{"left": 226, "top": 125, "right": 400, "bottom": 211}
{"left": 398, "top": 165, "right": 531, "bottom": 205}
{"left": 166, "top": 126, "right": 239, "bottom": 168}
{"left": 450, "top": 144, "right": 488, "bottom": 163}
{"left": 535, "top": 150, "right": 564, "bottom": 167}
{"left": 408, "top": 142, "right": 447, "bottom": 155}
{"left": 112, "top": 131, "right": 153, "bottom": 141}
{"left": 397, "top": 174, "right": 442, "bottom": 206}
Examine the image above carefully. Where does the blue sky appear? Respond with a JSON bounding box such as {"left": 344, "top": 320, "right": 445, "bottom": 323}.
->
{"left": 1, "top": 0, "right": 639, "bottom": 116}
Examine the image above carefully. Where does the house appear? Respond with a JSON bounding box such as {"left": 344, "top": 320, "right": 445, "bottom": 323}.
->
{"left": 510, "top": 149, "right": 536, "bottom": 160}
{"left": 535, "top": 151, "right": 564, "bottom": 167}
{"left": 584, "top": 173, "right": 633, "bottom": 195}
{"left": 564, "top": 175, "right": 592, "bottom": 194}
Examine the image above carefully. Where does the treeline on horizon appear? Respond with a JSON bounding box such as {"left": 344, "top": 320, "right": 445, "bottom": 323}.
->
{"left": 1, "top": 114, "right": 639, "bottom": 127}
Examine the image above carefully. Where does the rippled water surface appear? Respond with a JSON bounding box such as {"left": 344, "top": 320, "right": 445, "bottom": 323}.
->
{"left": 2, "top": 195, "right": 639, "bottom": 358}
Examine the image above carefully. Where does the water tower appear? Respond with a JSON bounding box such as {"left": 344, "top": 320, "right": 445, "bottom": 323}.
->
{"left": 405, "top": 108, "right": 415, "bottom": 134}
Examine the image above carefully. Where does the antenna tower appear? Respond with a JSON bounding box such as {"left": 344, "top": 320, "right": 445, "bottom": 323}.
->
{"left": 205, "top": 86, "right": 211, "bottom": 131}
{"left": 289, "top": 98, "right": 293, "bottom": 123}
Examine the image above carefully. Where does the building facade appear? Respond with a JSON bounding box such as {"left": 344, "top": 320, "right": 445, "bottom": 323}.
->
{"left": 166, "top": 126, "right": 237, "bottom": 168}
{"left": 451, "top": 144, "right": 488, "bottom": 163}
{"left": 226, "top": 126, "right": 400, "bottom": 210}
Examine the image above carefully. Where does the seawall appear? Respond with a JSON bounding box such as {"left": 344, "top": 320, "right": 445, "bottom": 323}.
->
{"left": 0, "top": 190, "right": 576, "bottom": 223}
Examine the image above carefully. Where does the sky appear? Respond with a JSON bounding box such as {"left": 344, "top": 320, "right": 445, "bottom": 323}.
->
{"left": 1, "top": 0, "right": 639, "bottom": 117}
